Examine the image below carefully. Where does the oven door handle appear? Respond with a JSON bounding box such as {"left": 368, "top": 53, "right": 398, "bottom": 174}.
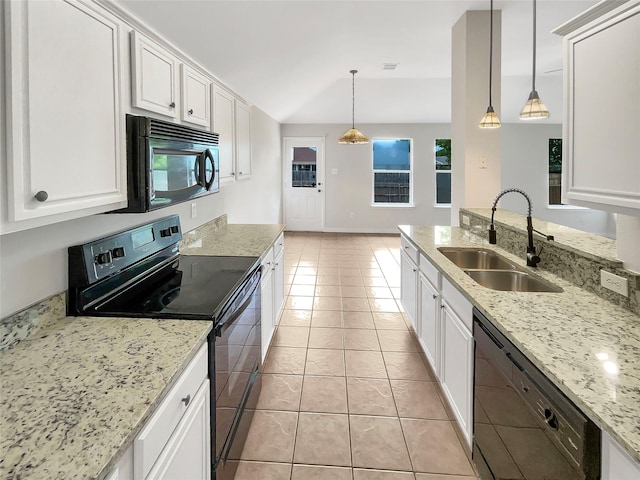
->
{"left": 214, "top": 271, "right": 260, "bottom": 337}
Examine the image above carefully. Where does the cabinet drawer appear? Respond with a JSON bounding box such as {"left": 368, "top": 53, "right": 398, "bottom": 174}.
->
{"left": 400, "top": 235, "right": 419, "bottom": 264}
{"left": 134, "top": 342, "right": 208, "bottom": 480}
{"left": 419, "top": 253, "right": 440, "bottom": 289}
{"left": 442, "top": 278, "right": 472, "bottom": 331}
{"left": 273, "top": 233, "right": 285, "bottom": 258}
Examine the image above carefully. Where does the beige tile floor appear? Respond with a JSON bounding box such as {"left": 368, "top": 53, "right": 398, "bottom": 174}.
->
{"left": 230, "top": 232, "right": 479, "bottom": 480}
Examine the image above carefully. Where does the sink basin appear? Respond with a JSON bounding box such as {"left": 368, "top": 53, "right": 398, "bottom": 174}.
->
{"left": 464, "top": 270, "right": 563, "bottom": 293}
{"left": 438, "top": 247, "right": 517, "bottom": 270}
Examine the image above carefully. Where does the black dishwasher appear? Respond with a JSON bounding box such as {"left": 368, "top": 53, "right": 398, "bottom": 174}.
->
{"left": 473, "top": 308, "right": 600, "bottom": 480}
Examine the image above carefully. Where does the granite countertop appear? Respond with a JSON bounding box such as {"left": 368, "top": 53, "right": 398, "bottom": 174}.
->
{"left": 398, "top": 225, "right": 640, "bottom": 463}
{"left": 180, "top": 222, "right": 285, "bottom": 258}
{"left": 0, "top": 315, "right": 211, "bottom": 480}
{"left": 0, "top": 218, "right": 285, "bottom": 480}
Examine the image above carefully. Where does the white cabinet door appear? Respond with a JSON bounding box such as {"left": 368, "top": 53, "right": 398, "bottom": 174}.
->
{"left": 273, "top": 246, "right": 285, "bottom": 325}
{"left": 419, "top": 272, "right": 441, "bottom": 378}
{"left": 131, "top": 31, "right": 178, "bottom": 118}
{"left": 602, "top": 431, "right": 640, "bottom": 480}
{"left": 181, "top": 64, "right": 210, "bottom": 128}
{"left": 147, "top": 380, "right": 211, "bottom": 480}
{"left": 5, "top": 0, "right": 127, "bottom": 221}
{"left": 561, "top": 3, "right": 640, "bottom": 214}
{"left": 261, "top": 255, "right": 275, "bottom": 363}
{"left": 441, "top": 301, "right": 474, "bottom": 448}
{"left": 400, "top": 249, "right": 418, "bottom": 332}
{"left": 235, "top": 101, "right": 252, "bottom": 179}
{"left": 212, "top": 86, "right": 236, "bottom": 181}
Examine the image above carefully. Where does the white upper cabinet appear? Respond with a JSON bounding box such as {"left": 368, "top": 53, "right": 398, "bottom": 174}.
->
{"left": 235, "top": 100, "right": 252, "bottom": 179}
{"left": 557, "top": 2, "right": 640, "bottom": 215}
{"left": 212, "top": 86, "right": 236, "bottom": 181}
{"left": 131, "top": 31, "right": 179, "bottom": 119}
{"left": 181, "top": 64, "right": 211, "bottom": 128}
{"left": 4, "top": 0, "right": 127, "bottom": 222}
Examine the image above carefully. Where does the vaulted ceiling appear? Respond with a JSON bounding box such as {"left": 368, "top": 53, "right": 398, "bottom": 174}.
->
{"left": 116, "top": 0, "right": 597, "bottom": 124}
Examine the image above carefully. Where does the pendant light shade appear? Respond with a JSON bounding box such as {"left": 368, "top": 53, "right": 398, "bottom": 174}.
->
{"left": 520, "top": 0, "right": 550, "bottom": 119}
{"left": 480, "top": 0, "right": 500, "bottom": 129}
{"left": 339, "top": 70, "right": 369, "bottom": 144}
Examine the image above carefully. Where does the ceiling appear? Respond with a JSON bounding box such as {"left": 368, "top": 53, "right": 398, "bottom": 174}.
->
{"left": 116, "top": 0, "right": 597, "bottom": 124}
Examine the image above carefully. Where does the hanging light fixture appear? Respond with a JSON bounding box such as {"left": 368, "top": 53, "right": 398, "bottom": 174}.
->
{"left": 338, "top": 69, "right": 369, "bottom": 144}
{"left": 520, "top": 0, "right": 550, "bottom": 119}
{"left": 479, "top": 0, "right": 501, "bottom": 129}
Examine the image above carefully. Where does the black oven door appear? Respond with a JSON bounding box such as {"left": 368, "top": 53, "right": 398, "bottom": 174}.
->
{"left": 148, "top": 140, "right": 219, "bottom": 210}
{"left": 213, "top": 268, "right": 261, "bottom": 477}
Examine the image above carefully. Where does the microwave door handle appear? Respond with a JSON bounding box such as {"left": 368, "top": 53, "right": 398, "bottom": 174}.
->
{"left": 204, "top": 149, "right": 215, "bottom": 190}
{"left": 193, "top": 155, "right": 206, "bottom": 187}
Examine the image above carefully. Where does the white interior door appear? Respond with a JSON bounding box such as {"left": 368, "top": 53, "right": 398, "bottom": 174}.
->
{"left": 283, "top": 137, "right": 325, "bottom": 231}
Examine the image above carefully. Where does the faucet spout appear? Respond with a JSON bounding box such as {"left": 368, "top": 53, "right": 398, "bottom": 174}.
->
{"left": 488, "top": 188, "right": 541, "bottom": 267}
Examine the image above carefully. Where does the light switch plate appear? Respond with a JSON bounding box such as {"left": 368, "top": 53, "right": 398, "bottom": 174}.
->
{"left": 600, "top": 270, "right": 628, "bottom": 297}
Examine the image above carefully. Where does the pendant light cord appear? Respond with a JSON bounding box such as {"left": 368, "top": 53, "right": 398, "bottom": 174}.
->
{"left": 489, "top": 0, "right": 494, "bottom": 107}
{"left": 351, "top": 71, "right": 356, "bottom": 129}
{"left": 531, "top": 0, "right": 537, "bottom": 92}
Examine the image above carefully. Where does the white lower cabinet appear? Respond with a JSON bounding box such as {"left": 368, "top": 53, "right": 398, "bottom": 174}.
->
{"left": 260, "top": 233, "right": 285, "bottom": 362}
{"left": 400, "top": 243, "right": 419, "bottom": 332}
{"left": 134, "top": 343, "right": 210, "bottom": 480}
{"left": 440, "top": 297, "right": 474, "bottom": 448}
{"left": 602, "top": 431, "right": 640, "bottom": 480}
{"left": 147, "top": 380, "right": 211, "bottom": 480}
{"left": 261, "top": 249, "right": 275, "bottom": 364}
{"left": 418, "top": 272, "right": 441, "bottom": 377}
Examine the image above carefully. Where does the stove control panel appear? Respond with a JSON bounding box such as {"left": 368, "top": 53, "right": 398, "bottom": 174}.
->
{"left": 69, "top": 215, "right": 183, "bottom": 285}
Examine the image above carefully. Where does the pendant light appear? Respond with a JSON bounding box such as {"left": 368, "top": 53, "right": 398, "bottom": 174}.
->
{"left": 339, "top": 69, "right": 369, "bottom": 144}
{"left": 479, "top": 0, "right": 501, "bottom": 129}
{"left": 520, "top": 0, "right": 550, "bottom": 119}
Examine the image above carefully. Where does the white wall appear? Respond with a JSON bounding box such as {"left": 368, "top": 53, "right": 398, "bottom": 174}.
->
{"left": 0, "top": 106, "right": 281, "bottom": 318}
{"left": 281, "top": 123, "right": 452, "bottom": 232}
{"left": 500, "top": 123, "right": 615, "bottom": 237}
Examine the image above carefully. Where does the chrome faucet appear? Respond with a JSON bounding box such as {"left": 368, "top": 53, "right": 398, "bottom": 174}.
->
{"left": 488, "top": 188, "right": 543, "bottom": 267}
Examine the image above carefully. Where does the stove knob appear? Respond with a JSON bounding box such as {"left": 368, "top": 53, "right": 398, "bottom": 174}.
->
{"left": 95, "top": 251, "right": 112, "bottom": 265}
{"left": 112, "top": 247, "right": 125, "bottom": 259}
{"left": 160, "top": 227, "right": 172, "bottom": 237}
{"left": 170, "top": 225, "right": 179, "bottom": 234}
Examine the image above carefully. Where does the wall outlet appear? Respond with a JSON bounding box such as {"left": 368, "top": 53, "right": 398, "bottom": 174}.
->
{"left": 191, "top": 202, "right": 197, "bottom": 219}
{"left": 462, "top": 214, "right": 470, "bottom": 226}
{"left": 479, "top": 155, "right": 488, "bottom": 169}
{"left": 600, "top": 270, "right": 628, "bottom": 297}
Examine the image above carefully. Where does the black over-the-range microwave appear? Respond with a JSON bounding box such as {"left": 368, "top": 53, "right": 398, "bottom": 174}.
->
{"left": 111, "top": 115, "right": 220, "bottom": 213}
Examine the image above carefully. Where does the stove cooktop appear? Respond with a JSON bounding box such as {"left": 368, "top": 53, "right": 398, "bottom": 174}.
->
{"left": 92, "top": 255, "right": 259, "bottom": 320}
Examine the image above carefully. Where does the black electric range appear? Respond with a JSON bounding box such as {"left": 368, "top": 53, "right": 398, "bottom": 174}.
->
{"left": 67, "top": 215, "right": 262, "bottom": 479}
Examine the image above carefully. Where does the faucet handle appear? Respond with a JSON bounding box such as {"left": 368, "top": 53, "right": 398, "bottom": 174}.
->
{"left": 488, "top": 225, "right": 497, "bottom": 244}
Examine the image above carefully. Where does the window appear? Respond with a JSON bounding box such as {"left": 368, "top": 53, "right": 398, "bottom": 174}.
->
{"left": 291, "top": 146, "right": 317, "bottom": 187}
{"left": 372, "top": 138, "right": 412, "bottom": 205}
{"left": 549, "top": 138, "right": 562, "bottom": 205}
{"left": 435, "top": 139, "right": 451, "bottom": 205}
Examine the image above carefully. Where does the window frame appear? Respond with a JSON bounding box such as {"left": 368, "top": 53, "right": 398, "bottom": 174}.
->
{"left": 371, "top": 137, "right": 414, "bottom": 207}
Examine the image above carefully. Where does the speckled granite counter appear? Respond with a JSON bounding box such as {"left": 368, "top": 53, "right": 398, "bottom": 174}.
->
{"left": 0, "top": 217, "right": 284, "bottom": 480}
{"left": 398, "top": 225, "right": 640, "bottom": 463}
{"left": 180, "top": 222, "right": 285, "bottom": 258}
{"left": 0, "top": 314, "right": 211, "bottom": 480}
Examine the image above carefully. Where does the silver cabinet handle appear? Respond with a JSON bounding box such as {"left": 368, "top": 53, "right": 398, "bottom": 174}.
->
{"left": 181, "top": 394, "right": 191, "bottom": 406}
{"left": 230, "top": 172, "right": 235, "bottom": 175}
{"left": 188, "top": 109, "right": 193, "bottom": 115}
{"left": 433, "top": 295, "right": 437, "bottom": 299}
{"left": 35, "top": 191, "right": 48, "bottom": 202}
{"left": 239, "top": 172, "right": 243, "bottom": 175}
{"left": 169, "top": 102, "right": 175, "bottom": 108}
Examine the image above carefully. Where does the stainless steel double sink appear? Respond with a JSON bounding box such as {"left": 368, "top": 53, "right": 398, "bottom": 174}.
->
{"left": 437, "top": 247, "right": 563, "bottom": 293}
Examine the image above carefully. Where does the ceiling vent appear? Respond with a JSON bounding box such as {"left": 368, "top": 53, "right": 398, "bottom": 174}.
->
{"left": 382, "top": 63, "right": 399, "bottom": 71}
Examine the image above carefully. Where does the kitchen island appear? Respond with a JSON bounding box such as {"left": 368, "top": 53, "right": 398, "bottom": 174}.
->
{"left": 398, "top": 219, "right": 640, "bottom": 466}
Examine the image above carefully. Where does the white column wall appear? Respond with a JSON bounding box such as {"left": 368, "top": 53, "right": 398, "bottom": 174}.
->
{"left": 451, "top": 10, "right": 502, "bottom": 225}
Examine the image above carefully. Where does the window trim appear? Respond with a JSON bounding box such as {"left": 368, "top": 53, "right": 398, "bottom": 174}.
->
{"left": 371, "top": 138, "right": 414, "bottom": 207}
